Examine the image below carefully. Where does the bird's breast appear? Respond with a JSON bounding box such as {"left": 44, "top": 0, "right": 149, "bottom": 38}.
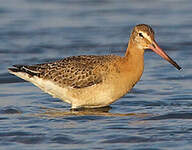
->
{"left": 105, "top": 57, "right": 144, "bottom": 100}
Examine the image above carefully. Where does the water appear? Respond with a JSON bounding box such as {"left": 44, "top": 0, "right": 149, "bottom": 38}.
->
{"left": 0, "top": 0, "right": 192, "bottom": 149}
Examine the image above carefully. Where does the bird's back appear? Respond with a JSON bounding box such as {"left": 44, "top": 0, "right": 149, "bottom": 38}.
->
{"left": 9, "top": 55, "right": 122, "bottom": 89}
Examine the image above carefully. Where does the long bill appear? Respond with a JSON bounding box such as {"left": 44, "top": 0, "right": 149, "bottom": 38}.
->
{"left": 149, "top": 41, "right": 182, "bottom": 70}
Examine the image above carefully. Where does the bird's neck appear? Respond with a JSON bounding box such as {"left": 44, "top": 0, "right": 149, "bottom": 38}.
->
{"left": 124, "top": 38, "right": 144, "bottom": 77}
{"left": 125, "top": 38, "right": 144, "bottom": 57}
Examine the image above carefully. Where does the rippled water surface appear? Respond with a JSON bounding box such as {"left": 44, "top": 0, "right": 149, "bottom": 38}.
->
{"left": 0, "top": 0, "right": 192, "bottom": 149}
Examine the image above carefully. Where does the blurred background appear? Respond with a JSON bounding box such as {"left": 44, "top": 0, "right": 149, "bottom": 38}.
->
{"left": 0, "top": 0, "right": 192, "bottom": 149}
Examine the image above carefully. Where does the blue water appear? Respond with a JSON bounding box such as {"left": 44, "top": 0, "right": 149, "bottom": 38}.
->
{"left": 0, "top": 0, "right": 192, "bottom": 149}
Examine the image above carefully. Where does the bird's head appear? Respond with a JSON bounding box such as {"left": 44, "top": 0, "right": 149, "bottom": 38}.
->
{"left": 129, "top": 24, "right": 181, "bottom": 70}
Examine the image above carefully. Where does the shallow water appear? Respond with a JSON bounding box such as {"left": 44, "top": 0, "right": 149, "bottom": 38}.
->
{"left": 0, "top": 0, "right": 192, "bottom": 149}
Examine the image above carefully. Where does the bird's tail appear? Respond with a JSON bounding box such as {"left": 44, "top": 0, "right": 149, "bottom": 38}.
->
{"left": 8, "top": 65, "right": 39, "bottom": 77}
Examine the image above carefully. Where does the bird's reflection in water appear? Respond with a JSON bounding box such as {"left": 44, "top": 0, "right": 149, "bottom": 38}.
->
{"left": 35, "top": 106, "right": 152, "bottom": 118}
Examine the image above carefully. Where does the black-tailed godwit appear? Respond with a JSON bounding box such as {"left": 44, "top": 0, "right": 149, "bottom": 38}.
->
{"left": 8, "top": 24, "right": 181, "bottom": 109}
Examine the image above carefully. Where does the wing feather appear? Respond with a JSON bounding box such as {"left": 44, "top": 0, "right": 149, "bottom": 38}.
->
{"left": 9, "top": 55, "right": 116, "bottom": 88}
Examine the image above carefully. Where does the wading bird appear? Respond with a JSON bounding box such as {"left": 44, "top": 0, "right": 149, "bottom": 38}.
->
{"left": 9, "top": 24, "right": 181, "bottom": 109}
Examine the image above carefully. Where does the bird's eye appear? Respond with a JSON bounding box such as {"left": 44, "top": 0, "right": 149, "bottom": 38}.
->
{"left": 139, "top": 32, "right": 144, "bottom": 38}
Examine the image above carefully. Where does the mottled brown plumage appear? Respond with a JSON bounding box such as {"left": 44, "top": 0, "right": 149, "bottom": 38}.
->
{"left": 8, "top": 24, "right": 181, "bottom": 109}
{"left": 13, "top": 55, "right": 121, "bottom": 89}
